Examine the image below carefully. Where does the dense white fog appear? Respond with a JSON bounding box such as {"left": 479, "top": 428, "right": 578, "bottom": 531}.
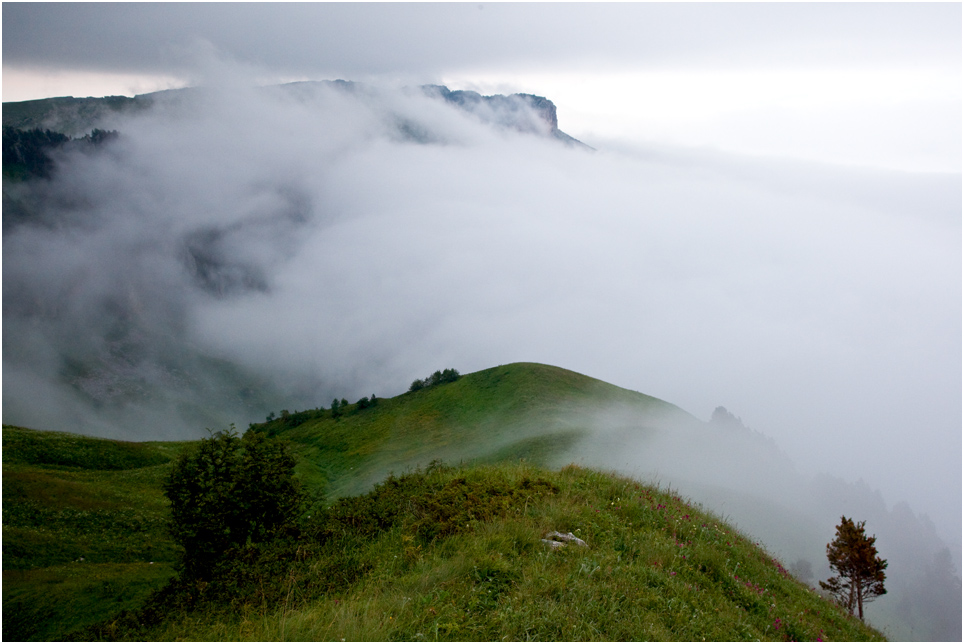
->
{"left": 4, "top": 3, "right": 960, "bottom": 640}
{"left": 4, "top": 82, "right": 960, "bottom": 544}
{"left": 2, "top": 80, "right": 960, "bottom": 640}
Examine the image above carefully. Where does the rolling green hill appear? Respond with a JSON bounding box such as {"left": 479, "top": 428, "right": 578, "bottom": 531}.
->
{"left": 268, "top": 362, "right": 700, "bottom": 499}
{"left": 2, "top": 427, "right": 194, "bottom": 640}
{"left": 2, "top": 363, "right": 884, "bottom": 641}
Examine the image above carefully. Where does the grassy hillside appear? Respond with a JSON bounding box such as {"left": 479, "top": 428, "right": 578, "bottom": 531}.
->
{"left": 81, "top": 462, "right": 881, "bottom": 641}
{"left": 1, "top": 426, "right": 192, "bottom": 640}
{"left": 264, "top": 362, "right": 698, "bottom": 499}
{"left": 2, "top": 363, "right": 884, "bottom": 640}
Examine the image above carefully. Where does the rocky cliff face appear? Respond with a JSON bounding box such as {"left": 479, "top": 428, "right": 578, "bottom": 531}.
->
{"left": 421, "top": 85, "right": 588, "bottom": 148}
{"left": 422, "top": 85, "right": 557, "bottom": 133}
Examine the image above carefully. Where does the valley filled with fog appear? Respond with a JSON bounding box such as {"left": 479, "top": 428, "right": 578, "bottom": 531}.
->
{"left": 3, "top": 82, "right": 960, "bottom": 639}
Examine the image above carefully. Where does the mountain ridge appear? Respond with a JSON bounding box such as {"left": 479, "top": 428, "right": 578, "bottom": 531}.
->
{"left": 2, "top": 81, "right": 589, "bottom": 148}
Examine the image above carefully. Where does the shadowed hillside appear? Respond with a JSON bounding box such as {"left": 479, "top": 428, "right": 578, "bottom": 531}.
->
{"left": 2, "top": 426, "right": 193, "bottom": 639}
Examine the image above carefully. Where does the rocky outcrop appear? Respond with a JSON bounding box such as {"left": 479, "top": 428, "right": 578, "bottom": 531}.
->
{"left": 424, "top": 85, "right": 557, "bottom": 132}
{"left": 541, "top": 531, "right": 589, "bottom": 549}
{"left": 421, "top": 85, "right": 589, "bottom": 148}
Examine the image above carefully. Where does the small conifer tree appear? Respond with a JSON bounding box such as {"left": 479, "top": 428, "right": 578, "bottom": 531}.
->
{"left": 819, "top": 516, "right": 888, "bottom": 621}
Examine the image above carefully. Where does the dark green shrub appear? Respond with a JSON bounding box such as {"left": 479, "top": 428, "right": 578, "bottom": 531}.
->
{"left": 162, "top": 427, "right": 303, "bottom": 581}
{"left": 409, "top": 368, "right": 460, "bottom": 393}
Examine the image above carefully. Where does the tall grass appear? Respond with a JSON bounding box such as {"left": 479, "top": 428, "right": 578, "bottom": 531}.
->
{"left": 2, "top": 425, "right": 188, "bottom": 640}
{"left": 135, "top": 462, "right": 883, "bottom": 641}
{"left": 3, "top": 563, "right": 175, "bottom": 641}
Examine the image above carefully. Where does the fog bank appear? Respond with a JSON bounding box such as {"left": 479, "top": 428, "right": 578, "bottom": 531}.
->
{"left": 3, "top": 81, "right": 959, "bottom": 554}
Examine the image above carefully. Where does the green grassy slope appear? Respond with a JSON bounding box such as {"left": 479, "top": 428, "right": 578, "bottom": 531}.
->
{"left": 271, "top": 362, "right": 698, "bottom": 499}
{"left": 1, "top": 426, "right": 192, "bottom": 640}
{"left": 2, "top": 364, "right": 884, "bottom": 640}
{"left": 106, "top": 462, "right": 882, "bottom": 641}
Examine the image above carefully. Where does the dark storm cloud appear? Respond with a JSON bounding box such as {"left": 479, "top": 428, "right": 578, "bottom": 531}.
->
{"left": 3, "top": 3, "right": 960, "bottom": 80}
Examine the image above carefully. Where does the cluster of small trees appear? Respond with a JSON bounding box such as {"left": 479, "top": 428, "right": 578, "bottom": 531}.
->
{"left": 354, "top": 395, "right": 377, "bottom": 410}
{"left": 254, "top": 367, "right": 461, "bottom": 433}
{"left": 329, "top": 398, "right": 349, "bottom": 419}
{"left": 262, "top": 407, "right": 324, "bottom": 428}
{"left": 331, "top": 394, "right": 378, "bottom": 418}
{"left": 3, "top": 127, "right": 69, "bottom": 178}
{"left": 409, "top": 368, "right": 460, "bottom": 393}
{"left": 256, "top": 394, "right": 379, "bottom": 432}
{"left": 3, "top": 126, "right": 118, "bottom": 179}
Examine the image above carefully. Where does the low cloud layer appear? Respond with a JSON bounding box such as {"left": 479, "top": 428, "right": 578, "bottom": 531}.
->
{"left": 5, "top": 4, "right": 959, "bottom": 79}
{"left": 3, "top": 82, "right": 960, "bottom": 555}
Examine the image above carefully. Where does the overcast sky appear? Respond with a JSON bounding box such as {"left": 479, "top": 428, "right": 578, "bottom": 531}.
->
{"left": 2, "top": 3, "right": 961, "bottom": 544}
{"left": 3, "top": 2, "right": 961, "bottom": 172}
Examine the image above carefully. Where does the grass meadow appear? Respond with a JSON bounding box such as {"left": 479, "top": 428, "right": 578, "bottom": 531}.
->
{"left": 3, "top": 364, "right": 885, "bottom": 640}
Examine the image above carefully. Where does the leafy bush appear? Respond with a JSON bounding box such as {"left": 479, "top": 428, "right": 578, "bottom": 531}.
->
{"left": 318, "top": 462, "right": 557, "bottom": 545}
{"left": 355, "top": 395, "right": 378, "bottom": 410}
{"left": 162, "top": 427, "right": 304, "bottom": 581}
